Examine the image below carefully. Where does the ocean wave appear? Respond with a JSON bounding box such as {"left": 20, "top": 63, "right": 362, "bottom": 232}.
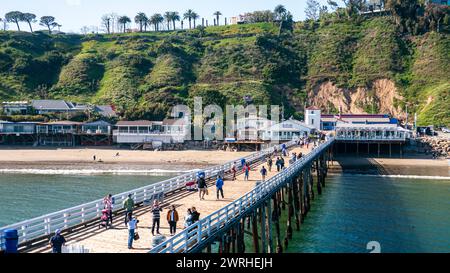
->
{"left": 331, "top": 173, "right": 450, "bottom": 180}
{"left": 0, "top": 168, "right": 196, "bottom": 176}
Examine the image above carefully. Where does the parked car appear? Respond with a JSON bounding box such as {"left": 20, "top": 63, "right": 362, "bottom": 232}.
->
{"left": 442, "top": 127, "right": 450, "bottom": 133}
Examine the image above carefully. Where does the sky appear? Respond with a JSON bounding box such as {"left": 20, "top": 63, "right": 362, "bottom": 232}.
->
{"left": 1, "top": 0, "right": 337, "bottom": 33}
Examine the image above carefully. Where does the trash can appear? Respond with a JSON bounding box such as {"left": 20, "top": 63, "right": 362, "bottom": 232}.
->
{"left": 3, "top": 229, "right": 18, "bottom": 253}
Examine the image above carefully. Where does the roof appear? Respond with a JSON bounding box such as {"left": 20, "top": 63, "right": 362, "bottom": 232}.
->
{"left": 39, "top": 121, "right": 82, "bottom": 126}
{"left": 321, "top": 117, "right": 391, "bottom": 123}
{"left": 95, "top": 105, "right": 117, "bottom": 117}
{"left": 335, "top": 123, "right": 401, "bottom": 129}
{"left": 116, "top": 120, "right": 154, "bottom": 126}
{"left": 32, "top": 100, "right": 71, "bottom": 110}
{"left": 321, "top": 114, "right": 389, "bottom": 118}
{"left": 305, "top": 106, "right": 321, "bottom": 111}
{"left": 83, "top": 120, "right": 112, "bottom": 126}
{"left": 163, "top": 118, "right": 189, "bottom": 126}
{"left": 264, "top": 119, "right": 315, "bottom": 132}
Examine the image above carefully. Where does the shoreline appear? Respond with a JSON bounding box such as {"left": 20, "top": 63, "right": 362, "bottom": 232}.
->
{"left": 332, "top": 156, "right": 449, "bottom": 177}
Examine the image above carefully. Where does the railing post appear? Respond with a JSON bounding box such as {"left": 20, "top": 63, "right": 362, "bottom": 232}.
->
{"left": 197, "top": 221, "right": 202, "bottom": 244}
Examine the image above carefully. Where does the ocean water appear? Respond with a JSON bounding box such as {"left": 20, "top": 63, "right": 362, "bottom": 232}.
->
{"left": 0, "top": 174, "right": 172, "bottom": 226}
{"left": 286, "top": 174, "right": 450, "bottom": 253}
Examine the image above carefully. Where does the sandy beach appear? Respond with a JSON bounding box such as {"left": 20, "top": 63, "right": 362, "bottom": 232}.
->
{"left": 0, "top": 148, "right": 250, "bottom": 168}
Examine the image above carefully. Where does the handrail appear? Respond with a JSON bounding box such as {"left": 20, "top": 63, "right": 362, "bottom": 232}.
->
{"left": 0, "top": 140, "right": 297, "bottom": 250}
{"left": 149, "top": 137, "right": 335, "bottom": 253}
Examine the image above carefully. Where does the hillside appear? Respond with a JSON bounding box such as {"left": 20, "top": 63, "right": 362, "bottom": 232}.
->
{"left": 0, "top": 18, "right": 449, "bottom": 126}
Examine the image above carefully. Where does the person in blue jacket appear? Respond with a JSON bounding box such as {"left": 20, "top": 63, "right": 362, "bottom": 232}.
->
{"left": 216, "top": 175, "right": 224, "bottom": 200}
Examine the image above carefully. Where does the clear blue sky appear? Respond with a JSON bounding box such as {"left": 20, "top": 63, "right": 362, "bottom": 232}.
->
{"left": 2, "top": 0, "right": 339, "bottom": 33}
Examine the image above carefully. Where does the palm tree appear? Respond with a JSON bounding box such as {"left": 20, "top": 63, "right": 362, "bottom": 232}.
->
{"left": 150, "top": 13, "right": 164, "bottom": 31}
{"left": 274, "top": 4, "right": 287, "bottom": 21}
{"left": 22, "top": 13, "right": 36, "bottom": 32}
{"left": 134, "top": 12, "right": 147, "bottom": 32}
{"left": 164, "top": 12, "right": 172, "bottom": 30}
{"left": 171, "top": 12, "right": 180, "bottom": 30}
{"left": 192, "top": 12, "right": 199, "bottom": 28}
{"left": 213, "top": 11, "right": 222, "bottom": 26}
{"left": 118, "top": 16, "right": 131, "bottom": 33}
{"left": 183, "top": 9, "right": 195, "bottom": 29}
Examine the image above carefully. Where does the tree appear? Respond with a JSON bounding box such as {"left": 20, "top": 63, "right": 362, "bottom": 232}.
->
{"left": 425, "top": 3, "right": 450, "bottom": 33}
{"left": 327, "top": 0, "right": 339, "bottom": 11}
{"left": 385, "top": 0, "right": 420, "bottom": 33}
{"left": 305, "top": 0, "right": 320, "bottom": 21}
{"left": 213, "top": 11, "right": 222, "bottom": 26}
{"left": 5, "top": 11, "right": 24, "bottom": 31}
{"left": 22, "top": 13, "right": 36, "bottom": 32}
{"left": 343, "top": 0, "right": 365, "bottom": 19}
{"left": 150, "top": 13, "right": 164, "bottom": 31}
{"left": 134, "top": 12, "right": 147, "bottom": 32}
{"left": 171, "top": 12, "right": 180, "bottom": 30}
{"left": 184, "top": 9, "right": 195, "bottom": 29}
{"left": 274, "top": 4, "right": 287, "bottom": 21}
{"left": 192, "top": 12, "right": 199, "bottom": 28}
{"left": 40, "top": 16, "right": 57, "bottom": 34}
{"left": 101, "top": 14, "right": 112, "bottom": 34}
{"left": 118, "top": 16, "right": 131, "bottom": 33}
{"left": 164, "top": 12, "right": 172, "bottom": 30}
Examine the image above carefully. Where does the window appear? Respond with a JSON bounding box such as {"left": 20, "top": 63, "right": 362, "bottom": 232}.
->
{"left": 311, "top": 111, "right": 314, "bottom": 114}
{"left": 311, "top": 119, "right": 314, "bottom": 125}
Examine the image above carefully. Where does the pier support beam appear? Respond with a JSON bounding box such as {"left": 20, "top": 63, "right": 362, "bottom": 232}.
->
{"left": 266, "top": 198, "right": 273, "bottom": 253}
{"left": 252, "top": 212, "right": 260, "bottom": 253}
{"left": 272, "top": 194, "right": 283, "bottom": 253}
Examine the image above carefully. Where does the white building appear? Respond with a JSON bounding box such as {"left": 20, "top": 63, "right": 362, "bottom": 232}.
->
{"left": 113, "top": 119, "right": 189, "bottom": 144}
{"left": 261, "top": 118, "right": 315, "bottom": 141}
{"left": 235, "top": 115, "right": 275, "bottom": 141}
{"left": 305, "top": 107, "right": 321, "bottom": 130}
{"left": 335, "top": 123, "right": 412, "bottom": 141}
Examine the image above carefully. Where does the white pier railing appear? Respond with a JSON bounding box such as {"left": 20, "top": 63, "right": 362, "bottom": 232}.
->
{"left": 150, "top": 137, "right": 335, "bottom": 253}
{"left": 0, "top": 140, "right": 296, "bottom": 251}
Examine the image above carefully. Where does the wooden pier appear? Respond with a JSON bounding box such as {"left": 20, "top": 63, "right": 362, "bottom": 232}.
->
{"left": 26, "top": 145, "right": 311, "bottom": 253}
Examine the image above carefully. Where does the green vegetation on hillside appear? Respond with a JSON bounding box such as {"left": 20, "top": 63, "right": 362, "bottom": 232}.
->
{"left": 0, "top": 16, "right": 449, "bottom": 126}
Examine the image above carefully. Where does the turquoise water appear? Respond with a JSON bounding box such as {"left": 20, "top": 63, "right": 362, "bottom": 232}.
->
{"left": 1, "top": 171, "right": 449, "bottom": 253}
{"left": 286, "top": 174, "right": 450, "bottom": 253}
{"left": 0, "top": 174, "right": 171, "bottom": 227}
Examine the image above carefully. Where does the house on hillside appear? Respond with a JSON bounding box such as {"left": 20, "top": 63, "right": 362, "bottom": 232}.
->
{"left": 80, "top": 120, "right": 113, "bottom": 146}
{"left": 1, "top": 101, "right": 32, "bottom": 115}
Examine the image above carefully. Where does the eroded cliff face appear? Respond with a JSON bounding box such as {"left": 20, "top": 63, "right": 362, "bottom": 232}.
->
{"left": 308, "top": 79, "right": 405, "bottom": 119}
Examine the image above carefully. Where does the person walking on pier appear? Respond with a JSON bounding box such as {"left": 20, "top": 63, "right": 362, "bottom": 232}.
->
{"left": 276, "top": 157, "right": 282, "bottom": 172}
{"left": 243, "top": 163, "right": 250, "bottom": 181}
{"left": 127, "top": 215, "right": 139, "bottom": 249}
{"left": 49, "top": 229, "right": 66, "bottom": 253}
{"left": 260, "top": 165, "right": 267, "bottom": 181}
{"left": 191, "top": 207, "right": 200, "bottom": 223}
{"left": 216, "top": 175, "right": 224, "bottom": 200}
{"left": 231, "top": 162, "right": 237, "bottom": 181}
{"left": 267, "top": 157, "right": 273, "bottom": 172}
{"left": 123, "top": 194, "right": 134, "bottom": 226}
{"left": 280, "top": 157, "right": 285, "bottom": 170}
{"left": 166, "top": 205, "right": 179, "bottom": 236}
{"left": 103, "top": 194, "right": 113, "bottom": 227}
{"left": 197, "top": 174, "right": 207, "bottom": 200}
{"left": 184, "top": 208, "right": 193, "bottom": 228}
{"left": 151, "top": 200, "right": 162, "bottom": 236}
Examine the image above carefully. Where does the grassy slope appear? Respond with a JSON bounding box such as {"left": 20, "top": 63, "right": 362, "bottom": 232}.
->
{"left": 0, "top": 20, "right": 448, "bottom": 125}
